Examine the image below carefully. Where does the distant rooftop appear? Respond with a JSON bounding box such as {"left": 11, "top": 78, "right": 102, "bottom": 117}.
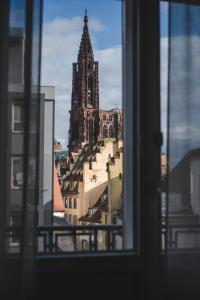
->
{"left": 55, "top": 150, "right": 67, "bottom": 160}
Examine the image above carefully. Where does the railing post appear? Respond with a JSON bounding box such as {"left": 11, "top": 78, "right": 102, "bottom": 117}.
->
{"left": 49, "top": 228, "right": 54, "bottom": 253}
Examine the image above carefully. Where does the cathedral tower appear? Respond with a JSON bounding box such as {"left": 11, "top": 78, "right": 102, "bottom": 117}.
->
{"left": 68, "top": 10, "right": 100, "bottom": 151}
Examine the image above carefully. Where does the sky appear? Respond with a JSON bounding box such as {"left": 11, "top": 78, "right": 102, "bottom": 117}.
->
{"left": 41, "top": 1, "right": 200, "bottom": 167}
{"left": 41, "top": 0, "right": 123, "bottom": 149}
{"left": 41, "top": 0, "right": 169, "bottom": 151}
{"left": 160, "top": 3, "right": 200, "bottom": 166}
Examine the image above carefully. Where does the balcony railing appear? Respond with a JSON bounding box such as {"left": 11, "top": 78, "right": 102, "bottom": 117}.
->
{"left": 162, "top": 223, "right": 200, "bottom": 251}
{"left": 6, "top": 225, "right": 123, "bottom": 255}
{"left": 6, "top": 222, "right": 200, "bottom": 254}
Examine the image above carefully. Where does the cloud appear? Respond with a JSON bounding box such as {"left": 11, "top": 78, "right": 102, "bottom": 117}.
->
{"left": 41, "top": 17, "right": 121, "bottom": 149}
{"left": 96, "top": 47, "right": 122, "bottom": 109}
{"left": 160, "top": 35, "right": 200, "bottom": 166}
{"left": 42, "top": 15, "right": 200, "bottom": 163}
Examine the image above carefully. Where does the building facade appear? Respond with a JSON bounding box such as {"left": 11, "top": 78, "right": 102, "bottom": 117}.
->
{"left": 68, "top": 11, "right": 122, "bottom": 151}
{"left": 8, "top": 28, "right": 55, "bottom": 252}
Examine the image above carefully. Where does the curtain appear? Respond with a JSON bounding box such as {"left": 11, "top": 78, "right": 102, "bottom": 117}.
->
{"left": 0, "top": 0, "right": 43, "bottom": 299}
{"left": 165, "top": 1, "right": 200, "bottom": 299}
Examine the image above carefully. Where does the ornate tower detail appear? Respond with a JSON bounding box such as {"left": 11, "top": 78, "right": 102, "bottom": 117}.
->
{"left": 68, "top": 10, "right": 100, "bottom": 151}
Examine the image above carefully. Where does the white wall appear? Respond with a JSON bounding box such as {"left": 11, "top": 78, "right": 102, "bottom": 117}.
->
{"left": 38, "top": 87, "right": 55, "bottom": 226}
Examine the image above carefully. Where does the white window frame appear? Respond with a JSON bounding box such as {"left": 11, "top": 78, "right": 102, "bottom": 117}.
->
{"left": 12, "top": 102, "right": 24, "bottom": 133}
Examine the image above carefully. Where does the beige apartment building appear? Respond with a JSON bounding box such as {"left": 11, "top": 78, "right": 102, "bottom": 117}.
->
{"left": 62, "top": 140, "right": 117, "bottom": 224}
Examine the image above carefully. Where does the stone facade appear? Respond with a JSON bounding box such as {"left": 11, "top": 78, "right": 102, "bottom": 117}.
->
{"left": 63, "top": 141, "right": 114, "bottom": 225}
{"left": 99, "top": 108, "right": 122, "bottom": 140}
{"left": 68, "top": 12, "right": 122, "bottom": 151}
{"left": 60, "top": 12, "right": 124, "bottom": 250}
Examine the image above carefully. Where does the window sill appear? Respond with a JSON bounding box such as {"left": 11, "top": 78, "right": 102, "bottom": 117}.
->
{"left": 36, "top": 251, "right": 141, "bottom": 273}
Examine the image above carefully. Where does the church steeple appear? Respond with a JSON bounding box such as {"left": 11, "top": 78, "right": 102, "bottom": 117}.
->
{"left": 72, "top": 11, "right": 99, "bottom": 109}
{"left": 78, "top": 10, "right": 94, "bottom": 64}
{"left": 84, "top": 8, "right": 88, "bottom": 23}
{"left": 68, "top": 11, "right": 100, "bottom": 150}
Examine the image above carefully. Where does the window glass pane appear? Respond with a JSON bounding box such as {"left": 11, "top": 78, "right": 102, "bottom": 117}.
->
{"left": 12, "top": 158, "right": 23, "bottom": 188}
{"left": 10, "top": 213, "right": 21, "bottom": 244}
{"left": 14, "top": 104, "right": 22, "bottom": 122}
{"left": 74, "top": 198, "right": 77, "bottom": 209}
{"left": 41, "top": 0, "right": 130, "bottom": 253}
{"left": 13, "top": 103, "right": 24, "bottom": 132}
{"left": 5, "top": 0, "right": 42, "bottom": 259}
{"left": 161, "top": 1, "right": 200, "bottom": 297}
{"left": 6, "top": 0, "right": 26, "bottom": 256}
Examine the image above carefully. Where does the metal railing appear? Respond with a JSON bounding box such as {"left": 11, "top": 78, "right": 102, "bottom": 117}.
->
{"left": 6, "top": 225, "right": 123, "bottom": 255}
{"left": 7, "top": 222, "right": 200, "bottom": 254}
{"left": 162, "top": 223, "right": 200, "bottom": 251}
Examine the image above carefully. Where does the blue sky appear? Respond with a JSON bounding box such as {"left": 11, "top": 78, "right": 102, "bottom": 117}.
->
{"left": 42, "top": 0, "right": 200, "bottom": 163}
{"left": 42, "top": 0, "right": 170, "bottom": 149}
{"left": 9, "top": 0, "right": 200, "bottom": 165}
{"left": 42, "top": 0, "right": 123, "bottom": 149}
{"left": 43, "top": 0, "right": 122, "bottom": 49}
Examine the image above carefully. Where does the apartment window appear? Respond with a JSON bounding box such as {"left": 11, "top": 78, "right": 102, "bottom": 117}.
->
{"left": 69, "top": 198, "right": 72, "bottom": 209}
{"left": 65, "top": 198, "right": 68, "bottom": 208}
{"left": 74, "top": 198, "right": 77, "bottom": 209}
{"left": 82, "top": 239, "right": 89, "bottom": 251}
{"left": 69, "top": 214, "right": 72, "bottom": 223}
{"left": 73, "top": 215, "right": 78, "bottom": 225}
{"left": 105, "top": 214, "right": 108, "bottom": 224}
{"left": 69, "top": 181, "right": 74, "bottom": 190}
{"left": 12, "top": 102, "right": 24, "bottom": 133}
{"left": 10, "top": 213, "right": 21, "bottom": 245}
{"left": 0, "top": 0, "right": 180, "bottom": 298}
{"left": 11, "top": 157, "right": 23, "bottom": 189}
{"left": 28, "top": 157, "right": 36, "bottom": 187}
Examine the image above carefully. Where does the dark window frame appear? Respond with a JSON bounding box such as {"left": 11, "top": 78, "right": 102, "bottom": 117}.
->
{"left": 37, "top": 2, "right": 162, "bottom": 299}
{"left": 0, "top": 0, "right": 162, "bottom": 298}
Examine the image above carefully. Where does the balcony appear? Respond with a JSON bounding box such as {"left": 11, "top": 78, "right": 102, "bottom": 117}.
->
{"left": 6, "top": 224, "right": 123, "bottom": 255}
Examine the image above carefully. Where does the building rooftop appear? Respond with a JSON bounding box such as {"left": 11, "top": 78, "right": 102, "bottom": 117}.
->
{"left": 79, "top": 186, "right": 108, "bottom": 223}
{"left": 54, "top": 166, "right": 65, "bottom": 212}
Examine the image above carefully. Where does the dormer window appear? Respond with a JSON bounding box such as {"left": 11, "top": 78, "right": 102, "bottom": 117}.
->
{"left": 69, "top": 181, "right": 74, "bottom": 190}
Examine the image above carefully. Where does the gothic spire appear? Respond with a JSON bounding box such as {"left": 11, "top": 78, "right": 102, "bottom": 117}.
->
{"left": 69, "top": 11, "right": 100, "bottom": 150}
{"left": 78, "top": 10, "right": 93, "bottom": 62}
{"left": 84, "top": 8, "right": 88, "bottom": 23}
